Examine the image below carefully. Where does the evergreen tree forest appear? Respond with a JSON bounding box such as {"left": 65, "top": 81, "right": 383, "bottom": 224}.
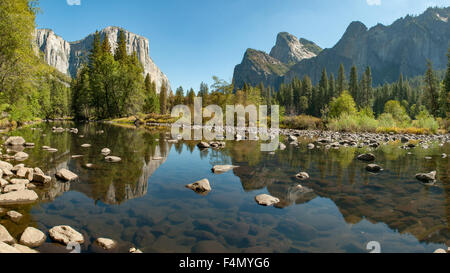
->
{"left": 0, "top": 0, "right": 71, "bottom": 124}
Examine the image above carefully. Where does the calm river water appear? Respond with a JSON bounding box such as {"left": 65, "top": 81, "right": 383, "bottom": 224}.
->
{"left": 0, "top": 122, "right": 449, "bottom": 253}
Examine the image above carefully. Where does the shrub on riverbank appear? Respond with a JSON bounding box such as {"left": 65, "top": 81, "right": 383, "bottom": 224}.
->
{"left": 281, "top": 115, "right": 323, "bottom": 130}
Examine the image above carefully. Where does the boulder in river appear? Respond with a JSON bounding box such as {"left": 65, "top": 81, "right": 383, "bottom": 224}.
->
{"left": 49, "top": 225, "right": 84, "bottom": 245}
{"left": 12, "top": 164, "right": 25, "bottom": 173}
{"left": 197, "top": 142, "right": 210, "bottom": 149}
{"left": 129, "top": 247, "right": 143, "bottom": 253}
{"left": 0, "top": 160, "right": 13, "bottom": 172}
{"left": 3, "top": 184, "right": 26, "bottom": 193}
{"left": 101, "top": 148, "right": 111, "bottom": 155}
{"left": 0, "top": 224, "right": 15, "bottom": 244}
{"left": 186, "top": 179, "right": 211, "bottom": 195}
{"left": 56, "top": 169, "right": 78, "bottom": 181}
{"left": 415, "top": 171, "right": 437, "bottom": 184}
{"left": 255, "top": 194, "right": 280, "bottom": 206}
{"left": 14, "top": 152, "right": 29, "bottom": 161}
{"left": 0, "top": 190, "right": 38, "bottom": 205}
{"left": 288, "top": 135, "right": 297, "bottom": 142}
{"left": 95, "top": 238, "right": 117, "bottom": 250}
{"left": 105, "top": 156, "right": 122, "bottom": 163}
{"left": 212, "top": 165, "right": 239, "bottom": 174}
{"left": 357, "top": 153, "right": 376, "bottom": 162}
{"left": 295, "top": 172, "right": 310, "bottom": 180}
{"left": 6, "top": 210, "right": 23, "bottom": 223}
{"left": 33, "top": 173, "right": 51, "bottom": 184}
{"left": 307, "top": 143, "right": 315, "bottom": 149}
{"left": 366, "top": 164, "right": 383, "bottom": 173}
{"left": 81, "top": 144, "right": 91, "bottom": 148}
{"left": 4, "top": 136, "right": 26, "bottom": 146}
{"left": 0, "top": 242, "right": 20, "bottom": 253}
{"left": 12, "top": 244, "right": 39, "bottom": 253}
{"left": 20, "top": 227, "right": 46, "bottom": 248}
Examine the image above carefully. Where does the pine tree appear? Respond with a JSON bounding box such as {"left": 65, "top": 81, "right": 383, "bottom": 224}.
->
{"left": 144, "top": 74, "right": 152, "bottom": 94}
{"left": 442, "top": 48, "right": 450, "bottom": 118}
{"left": 360, "top": 66, "right": 373, "bottom": 108}
{"left": 424, "top": 60, "right": 439, "bottom": 116}
{"left": 328, "top": 73, "right": 336, "bottom": 100}
{"left": 101, "top": 34, "right": 111, "bottom": 54}
{"left": 175, "top": 86, "right": 184, "bottom": 105}
{"left": 89, "top": 31, "right": 101, "bottom": 67}
{"left": 114, "top": 29, "right": 127, "bottom": 62}
{"left": 160, "top": 82, "right": 168, "bottom": 114}
{"left": 302, "top": 76, "right": 313, "bottom": 115}
{"left": 318, "top": 68, "right": 329, "bottom": 112}
{"left": 349, "top": 65, "right": 359, "bottom": 102}
{"left": 337, "top": 64, "right": 347, "bottom": 95}
{"left": 187, "top": 88, "right": 195, "bottom": 106}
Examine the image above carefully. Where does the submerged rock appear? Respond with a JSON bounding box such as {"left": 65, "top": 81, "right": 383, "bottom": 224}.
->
{"left": 357, "top": 153, "right": 376, "bottom": 162}
{"left": 186, "top": 179, "right": 211, "bottom": 195}
{"left": 49, "top": 225, "right": 84, "bottom": 245}
{"left": 415, "top": 171, "right": 437, "bottom": 184}
{"left": 20, "top": 227, "right": 46, "bottom": 248}
{"left": 212, "top": 165, "right": 239, "bottom": 174}
{"left": 105, "top": 156, "right": 122, "bottom": 163}
{"left": 366, "top": 164, "right": 383, "bottom": 173}
{"left": 14, "top": 152, "right": 29, "bottom": 161}
{"left": 56, "top": 169, "right": 78, "bottom": 181}
{"left": 255, "top": 194, "right": 280, "bottom": 206}
{"left": 129, "top": 247, "right": 143, "bottom": 253}
{"left": 6, "top": 210, "right": 23, "bottom": 223}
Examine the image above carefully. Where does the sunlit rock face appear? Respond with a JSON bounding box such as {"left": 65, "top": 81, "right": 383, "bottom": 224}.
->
{"left": 269, "top": 32, "right": 318, "bottom": 65}
{"left": 34, "top": 26, "right": 170, "bottom": 93}
{"left": 284, "top": 7, "right": 450, "bottom": 85}
{"left": 232, "top": 33, "right": 321, "bottom": 90}
{"left": 34, "top": 29, "right": 71, "bottom": 75}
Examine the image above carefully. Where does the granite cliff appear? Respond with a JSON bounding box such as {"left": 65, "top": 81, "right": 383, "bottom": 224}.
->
{"left": 34, "top": 26, "right": 170, "bottom": 93}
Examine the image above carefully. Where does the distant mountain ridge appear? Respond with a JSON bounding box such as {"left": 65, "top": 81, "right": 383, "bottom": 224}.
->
{"left": 233, "top": 32, "right": 322, "bottom": 89}
{"left": 233, "top": 6, "right": 450, "bottom": 90}
{"left": 34, "top": 26, "right": 170, "bottom": 93}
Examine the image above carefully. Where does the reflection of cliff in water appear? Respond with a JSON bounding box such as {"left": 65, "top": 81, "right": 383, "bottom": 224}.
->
{"left": 229, "top": 141, "right": 450, "bottom": 245}
{"left": 102, "top": 147, "right": 168, "bottom": 205}
{"left": 71, "top": 142, "right": 169, "bottom": 205}
{"left": 27, "top": 122, "right": 172, "bottom": 205}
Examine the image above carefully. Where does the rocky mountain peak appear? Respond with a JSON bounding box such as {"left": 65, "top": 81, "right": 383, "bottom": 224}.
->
{"left": 34, "top": 27, "right": 170, "bottom": 93}
{"left": 269, "top": 32, "right": 318, "bottom": 64}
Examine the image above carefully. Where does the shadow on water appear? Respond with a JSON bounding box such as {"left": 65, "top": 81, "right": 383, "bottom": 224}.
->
{"left": 0, "top": 122, "right": 449, "bottom": 253}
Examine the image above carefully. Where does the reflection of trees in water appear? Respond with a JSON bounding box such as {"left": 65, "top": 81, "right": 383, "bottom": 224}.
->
{"left": 227, "top": 140, "right": 450, "bottom": 245}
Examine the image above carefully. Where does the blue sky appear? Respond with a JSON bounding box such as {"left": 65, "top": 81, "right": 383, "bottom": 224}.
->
{"left": 36, "top": 0, "right": 448, "bottom": 91}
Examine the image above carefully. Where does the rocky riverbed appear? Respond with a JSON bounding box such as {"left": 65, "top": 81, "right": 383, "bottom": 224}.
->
{"left": 0, "top": 122, "right": 449, "bottom": 253}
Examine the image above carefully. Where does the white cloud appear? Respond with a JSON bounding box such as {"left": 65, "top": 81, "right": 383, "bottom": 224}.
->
{"left": 67, "top": 0, "right": 81, "bottom": 6}
{"left": 366, "top": 0, "right": 381, "bottom": 6}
